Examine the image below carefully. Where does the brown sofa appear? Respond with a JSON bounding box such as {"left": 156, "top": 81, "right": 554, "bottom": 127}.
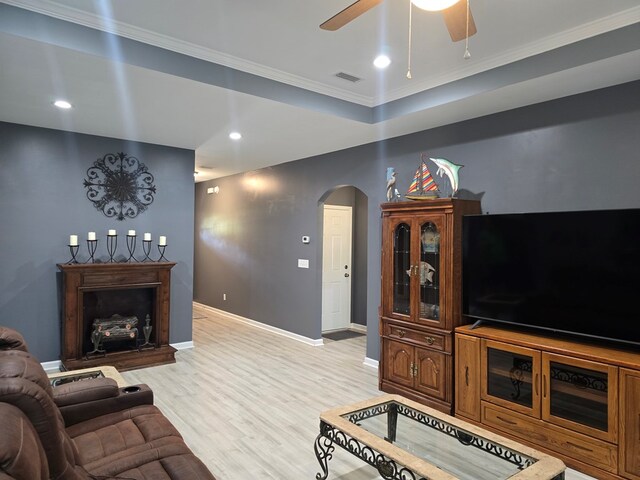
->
{"left": 0, "top": 326, "right": 216, "bottom": 480}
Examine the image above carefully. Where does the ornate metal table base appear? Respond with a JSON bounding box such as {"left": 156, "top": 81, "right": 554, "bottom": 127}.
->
{"left": 314, "top": 398, "right": 566, "bottom": 480}
{"left": 315, "top": 420, "right": 426, "bottom": 480}
{"left": 313, "top": 427, "right": 335, "bottom": 480}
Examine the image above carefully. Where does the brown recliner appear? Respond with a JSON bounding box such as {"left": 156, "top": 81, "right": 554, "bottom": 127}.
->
{"left": 0, "top": 402, "right": 49, "bottom": 480}
{"left": 0, "top": 326, "right": 216, "bottom": 480}
{"left": 0, "top": 326, "right": 29, "bottom": 352}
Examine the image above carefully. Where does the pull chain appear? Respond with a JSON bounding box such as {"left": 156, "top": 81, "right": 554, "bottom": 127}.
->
{"left": 463, "top": 0, "right": 471, "bottom": 59}
{"left": 407, "top": 0, "right": 413, "bottom": 79}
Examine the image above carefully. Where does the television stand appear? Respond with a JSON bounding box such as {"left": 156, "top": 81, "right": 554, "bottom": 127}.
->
{"left": 454, "top": 324, "right": 640, "bottom": 480}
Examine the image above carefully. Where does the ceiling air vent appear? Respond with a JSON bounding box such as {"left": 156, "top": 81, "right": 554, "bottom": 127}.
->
{"left": 335, "top": 72, "right": 362, "bottom": 83}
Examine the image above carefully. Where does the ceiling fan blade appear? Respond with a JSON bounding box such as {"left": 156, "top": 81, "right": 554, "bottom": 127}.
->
{"left": 320, "top": 0, "right": 384, "bottom": 31}
{"left": 442, "top": 1, "right": 477, "bottom": 42}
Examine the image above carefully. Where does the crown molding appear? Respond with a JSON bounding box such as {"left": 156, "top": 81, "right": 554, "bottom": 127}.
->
{"left": 376, "top": 5, "right": 640, "bottom": 105}
{"left": 5, "top": 0, "right": 639, "bottom": 108}
{"left": 2, "top": 0, "right": 374, "bottom": 107}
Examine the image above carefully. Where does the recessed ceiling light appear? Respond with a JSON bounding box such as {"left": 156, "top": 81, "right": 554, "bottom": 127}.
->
{"left": 373, "top": 55, "right": 391, "bottom": 69}
{"left": 54, "top": 100, "right": 72, "bottom": 109}
{"left": 229, "top": 132, "right": 242, "bottom": 140}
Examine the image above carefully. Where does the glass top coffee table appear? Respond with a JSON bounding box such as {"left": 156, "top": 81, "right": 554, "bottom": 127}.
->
{"left": 314, "top": 394, "right": 565, "bottom": 480}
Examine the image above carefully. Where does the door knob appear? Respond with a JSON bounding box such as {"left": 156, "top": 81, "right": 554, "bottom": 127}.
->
{"left": 344, "top": 273, "right": 350, "bottom": 277}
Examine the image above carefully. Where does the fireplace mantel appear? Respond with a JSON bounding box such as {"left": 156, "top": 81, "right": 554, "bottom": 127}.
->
{"left": 57, "top": 262, "right": 177, "bottom": 371}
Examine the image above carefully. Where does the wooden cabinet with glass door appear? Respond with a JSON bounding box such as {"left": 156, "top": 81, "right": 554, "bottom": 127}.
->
{"left": 455, "top": 324, "right": 640, "bottom": 480}
{"left": 379, "top": 199, "right": 480, "bottom": 413}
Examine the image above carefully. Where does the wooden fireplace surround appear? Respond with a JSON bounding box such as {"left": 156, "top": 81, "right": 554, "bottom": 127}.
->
{"left": 57, "top": 262, "right": 177, "bottom": 371}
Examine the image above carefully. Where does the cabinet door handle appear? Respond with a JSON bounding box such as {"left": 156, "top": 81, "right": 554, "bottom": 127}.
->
{"left": 397, "top": 329, "right": 406, "bottom": 338}
{"left": 535, "top": 374, "right": 539, "bottom": 396}
{"left": 413, "top": 265, "right": 419, "bottom": 275}
{"left": 425, "top": 336, "right": 435, "bottom": 345}
{"left": 543, "top": 374, "right": 547, "bottom": 398}
{"left": 465, "top": 366, "right": 469, "bottom": 386}
{"left": 496, "top": 415, "right": 517, "bottom": 426}
{"left": 566, "top": 441, "right": 593, "bottom": 453}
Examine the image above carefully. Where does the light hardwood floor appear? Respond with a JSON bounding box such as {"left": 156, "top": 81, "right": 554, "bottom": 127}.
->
{"left": 121, "top": 305, "right": 593, "bottom": 480}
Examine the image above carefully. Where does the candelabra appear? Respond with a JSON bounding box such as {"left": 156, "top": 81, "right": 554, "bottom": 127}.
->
{"left": 141, "top": 239, "right": 153, "bottom": 262}
{"left": 86, "top": 239, "right": 98, "bottom": 264}
{"left": 126, "top": 234, "right": 138, "bottom": 262}
{"left": 106, "top": 234, "right": 118, "bottom": 262}
{"left": 67, "top": 244, "right": 80, "bottom": 264}
{"left": 157, "top": 244, "right": 168, "bottom": 262}
{"left": 65, "top": 232, "right": 167, "bottom": 264}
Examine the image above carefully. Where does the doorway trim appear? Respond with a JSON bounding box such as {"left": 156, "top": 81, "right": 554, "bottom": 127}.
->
{"left": 317, "top": 185, "right": 369, "bottom": 341}
{"left": 321, "top": 204, "right": 353, "bottom": 332}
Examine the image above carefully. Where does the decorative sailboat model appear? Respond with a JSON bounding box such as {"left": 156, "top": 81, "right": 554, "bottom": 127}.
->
{"left": 406, "top": 155, "right": 439, "bottom": 200}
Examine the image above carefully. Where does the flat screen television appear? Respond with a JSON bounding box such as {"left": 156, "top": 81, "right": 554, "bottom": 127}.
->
{"left": 462, "top": 208, "right": 640, "bottom": 348}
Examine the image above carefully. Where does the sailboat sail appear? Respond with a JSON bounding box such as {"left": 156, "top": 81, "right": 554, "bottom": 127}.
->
{"left": 421, "top": 162, "right": 438, "bottom": 192}
{"left": 407, "top": 166, "right": 421, "bottom": 194}
{"left": 406, "top": 159, "right": 439, "bottom": 200}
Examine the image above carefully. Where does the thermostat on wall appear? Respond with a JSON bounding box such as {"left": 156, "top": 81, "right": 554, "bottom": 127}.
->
{"left": 302, "top": 236, "right": 310, "bottom": 244}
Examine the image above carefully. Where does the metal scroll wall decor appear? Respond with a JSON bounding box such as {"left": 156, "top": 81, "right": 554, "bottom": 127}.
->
{"left": 84, "top": 152, "right": 156, "bottom": 220}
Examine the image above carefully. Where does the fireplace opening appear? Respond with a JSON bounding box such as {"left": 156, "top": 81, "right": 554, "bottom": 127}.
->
{"left": 82, "top": 287, "right": 157, "bottom": 356}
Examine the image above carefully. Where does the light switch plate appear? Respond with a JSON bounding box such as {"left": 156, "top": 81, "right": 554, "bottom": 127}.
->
{"left": 298, "top": 259, "right": 309, "bottom": 268}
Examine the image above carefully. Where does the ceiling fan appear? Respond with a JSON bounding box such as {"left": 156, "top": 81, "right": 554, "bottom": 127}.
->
{"left": 320, "top": 0, "right": 477, "bottom": 42}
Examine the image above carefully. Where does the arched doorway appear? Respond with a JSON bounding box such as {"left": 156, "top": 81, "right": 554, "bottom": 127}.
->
{"left": 318, "top": 186, "right": 368, "bottom": 337}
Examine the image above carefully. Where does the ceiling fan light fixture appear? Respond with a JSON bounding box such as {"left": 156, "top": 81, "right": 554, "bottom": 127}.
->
{"left": 411, "top": 0, "right": 461, "bottom": 12}
{"left": 373, "top": 54, "right": 391, "bottom": 69}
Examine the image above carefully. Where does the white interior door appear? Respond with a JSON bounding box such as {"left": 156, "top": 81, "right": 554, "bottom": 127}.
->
{"left": 322, "top": 205, "right": 353, "bottom": 332}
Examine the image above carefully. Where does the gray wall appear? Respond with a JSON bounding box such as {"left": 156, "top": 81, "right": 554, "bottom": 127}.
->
{"left": 0, "top": 122, "right": 195, "bottom": 362}
{"left": 352, "top": 189, "right": 368, "bottom": 327}
{"left": 194, "top": 80, "right": 640, "bottom": 361}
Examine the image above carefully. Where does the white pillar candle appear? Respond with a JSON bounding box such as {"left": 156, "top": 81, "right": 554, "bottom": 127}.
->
{"left": 108, "top": 229, "right": 116, "bottom": 236}
{"left": 144, "top": 232, "right": 151, "bottom": 241}
{"left": 128, "top": 230, "right": 136, "bottom": 236}
{"left": 87, "top": 232, "right": 96, "bottom": 241}
{"left": 158, "top": 235, "right": 167, "bottom": 246}
{"left": 69, "top": 235, "right": 78, "bottom": 246}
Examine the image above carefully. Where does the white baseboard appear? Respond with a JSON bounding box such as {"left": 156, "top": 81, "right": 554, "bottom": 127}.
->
{"left": 363, "top": 357, "right": 379, "bottom": 369}
{"left": 350, "top": 323, "right": 367, "bottom": 333}
{"left": 41, "top": 360, "right": 62, "bottom": 373}
{"left": 194, "top": 302, "right": 324, "bottom": 347}
{"left": 171, "top": 341, "right": 194, "bottom": 350}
